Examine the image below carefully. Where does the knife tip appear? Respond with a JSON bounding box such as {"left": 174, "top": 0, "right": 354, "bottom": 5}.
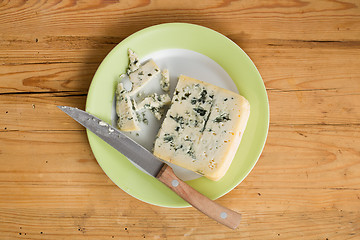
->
{"left": 57, "top": 106, "right": 74, "bottom": 113}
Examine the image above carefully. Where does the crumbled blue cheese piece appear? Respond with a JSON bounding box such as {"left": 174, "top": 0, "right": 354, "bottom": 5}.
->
{"left": 126, "top": 49, "right": 140, "bottom": 75}
{"left": 160, "top": 69, "right": 170, "bottom": 92}
{"left": 115, "top": 83, "right": 140, "bottom": 131}
{"left": 128, "top": 59, "right": 160, "bottom": 95}
{"left": 153, "top": 75, "right": 250, "bottom": 181}
{"left": 138, "top": 93, "right": 171, "bottom": 120}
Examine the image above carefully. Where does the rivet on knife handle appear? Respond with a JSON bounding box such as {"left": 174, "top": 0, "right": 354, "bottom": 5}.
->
{"left": 156, "top": 164, "right": 242, "bottom": 229}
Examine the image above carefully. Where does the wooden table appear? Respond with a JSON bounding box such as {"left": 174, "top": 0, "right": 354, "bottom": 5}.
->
{"left": 1, "top": 1, "right": 359, "bottom": 239}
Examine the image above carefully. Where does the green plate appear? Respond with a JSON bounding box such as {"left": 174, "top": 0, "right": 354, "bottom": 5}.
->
{"left": 85, "top": 23, "right": 269, "bottom": 208}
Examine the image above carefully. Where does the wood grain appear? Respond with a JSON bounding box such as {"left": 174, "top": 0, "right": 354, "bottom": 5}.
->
{"left": 0, "top": 0, "right": 360, "bottom": 239}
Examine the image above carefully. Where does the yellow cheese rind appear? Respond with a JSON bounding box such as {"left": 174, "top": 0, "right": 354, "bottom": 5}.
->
{"left": 154, "top": 75, "right": 250, "bottom": 181}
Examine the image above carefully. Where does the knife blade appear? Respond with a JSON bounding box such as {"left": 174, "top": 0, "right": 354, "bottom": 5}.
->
{"left": 58, "top": 106, "right": 242, "bottom": 229}
{"left": 57, "top": 106, "right": 164, "bottom": 177}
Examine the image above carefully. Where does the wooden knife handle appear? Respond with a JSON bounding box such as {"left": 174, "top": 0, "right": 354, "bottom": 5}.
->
{"left": 156, "top": 164, "right": 242, "bottom": 229}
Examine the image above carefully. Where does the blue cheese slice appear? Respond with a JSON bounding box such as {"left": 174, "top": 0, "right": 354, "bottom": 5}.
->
{"left": 138, "top": 93, "right": 171, "bottom": 120}
{"left": 128, "top": 59, "right": 160, "bottom": 95}
{"left": 153, "top": 75, "right": 250, "bottom": 181}
{"left": 115, "top": 83, "right": 140, "bottom": 131}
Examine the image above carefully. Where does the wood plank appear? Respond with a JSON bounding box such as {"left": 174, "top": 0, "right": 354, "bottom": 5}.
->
{"left": 1, "top": 37, "right": 359, "bottom": 66}
{"left": 0, "top": 95, "right": 86, "bottom": 131}
{"left": 0, "top": 0, "right": 359, "bottom": 40}
{"left": 247, "top": 124, "right": 360, "bottom": 189}
{"left": 268, "top": 88, "right": 360, "bottom": 125}
{"left": 0, "top": 63, "right": 97, "bottom": 93}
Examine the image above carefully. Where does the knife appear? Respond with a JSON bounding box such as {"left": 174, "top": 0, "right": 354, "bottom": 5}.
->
{"left": 58, "top": 106, "right": 242, "bottom": 229}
